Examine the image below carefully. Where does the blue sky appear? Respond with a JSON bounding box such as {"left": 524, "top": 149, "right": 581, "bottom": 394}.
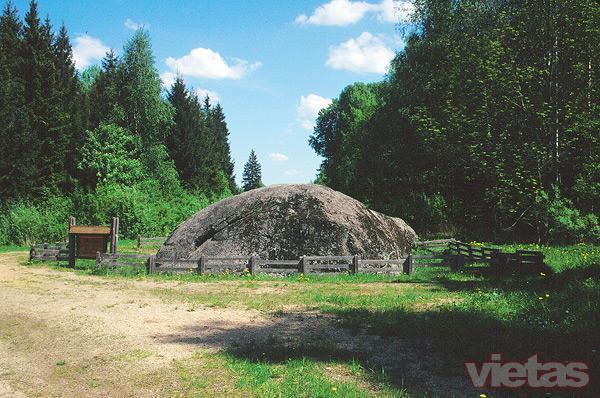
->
{"left": 12, "top": 0, "right": 412, "bottom": 185}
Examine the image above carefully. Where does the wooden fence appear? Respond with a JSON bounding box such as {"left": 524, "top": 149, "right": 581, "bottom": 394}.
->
{"left": 30, "top": 237, "right": 544, "bottom": 277}
{"left": 136, "top": 236, "right": 166, "bottom": 249}
{"left": 95, "top": 252, "right": 416, "bottom": 275}
{"left": 95, "top": 252, "right": 149, "bottom": 270}
{"left": 416, "top": 239, "right": 545, "bottom": 271}
{"left": 29, "top": 243, "right": 69, "bottom": 261}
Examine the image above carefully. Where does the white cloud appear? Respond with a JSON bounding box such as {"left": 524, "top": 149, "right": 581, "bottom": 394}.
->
{"left": 296, "top": 94, "right": 331, "bottom": 130}
{"left": 377, "top": 0, "right": 414, "bottom": 23}
{"left": 326, "top": 32, "right": 394, "bottom": 74}
{"left": 295, "top": 0, "right": 374, "bottom": 26}
{"left": 269, "top": 153, "right": 289, "bottom": 162}
{"left": 72, "top": 35, "right": 109, "bottom": 70}
{"left": 165, "top": 47, "right": 261, "bottom": 80}
{"left": 295, "top": 0, "right": 414, "bottom": 26}
{"left": 297, "top": 94, "right": 332, "bottom": 131}
{"left": 284, "top": 169, "right": 302, "bottom": 176}
{"left": 195, "top": 88, "right": 220, "bottom": 102}
{"left": 160, "top": 71, "right": 177, "bottom": 88}
{"left": 124, "top": 18, "right": 149, "bottom": 30}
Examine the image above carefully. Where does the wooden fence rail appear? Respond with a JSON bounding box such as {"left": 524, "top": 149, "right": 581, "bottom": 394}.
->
{"left": 29, "top": 243, "right": 69, "bottom": 261}
{"left": 95, "top": 252, "right": 417, "bottom": 275}
{"left": 136, "top": 236, "right": 167, "bottom": 249}
{"left": 415, "top": 239, "right": 545, "bottom": 271}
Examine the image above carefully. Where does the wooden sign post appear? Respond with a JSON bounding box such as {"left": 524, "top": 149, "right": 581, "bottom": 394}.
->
{"left": 68, "top": 216, "right": 119, "bottom": 268}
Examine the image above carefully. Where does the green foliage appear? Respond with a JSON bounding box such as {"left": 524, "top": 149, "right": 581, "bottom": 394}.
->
{"left": 535, "top": 187, "right": 600, "bottom": 244}
{"left": 242, "top": 149, "right": 263, "bottom": 191}
{"left": 0, "top": 6, "right": 239, "bottom": 246}
{"left": 78, "top": 123, "right": 145, "bottom": 186}
{"left": 311, "top": 0, "right": 600, "bottom": 244}
{"left": 0, "top": 195, "right": 72, "bottom": 245}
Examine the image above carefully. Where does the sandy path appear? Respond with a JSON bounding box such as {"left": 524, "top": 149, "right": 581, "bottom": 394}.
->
{"left": 0, "top": 252, "right": 478, "bottom": 397}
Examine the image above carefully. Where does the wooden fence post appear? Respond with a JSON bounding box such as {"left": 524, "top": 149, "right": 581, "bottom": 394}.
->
{"left": 137, "top": 235, "right": 141, "bottom": 249}
{"left": 299, "top": 256, "right": 306, "bottom": 274}
{"left": 403, "top": 255, "right": 414, "bottom": 275}
{"left": 110, "top": 217, "right": 119, "bottom": 254}
{"left": 68, "top": 232, "right": 76, "bottom": 268}
{"left": 249, "top": 256, "right": 257, "bottom": 275}
{"left": 352, "top": 254, "right": 360, "bottom": 274}
{"left": 147, "top": 255, "right": 156, "bottom": 274}
{"left": 96, "top": 251, "right": 101, "bottom": 267}
{"left": 199, "top": 255, "right": 206, "bottom": 275}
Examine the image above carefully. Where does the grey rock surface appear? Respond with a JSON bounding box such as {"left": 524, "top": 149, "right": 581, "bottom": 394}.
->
{"left": 157, "top": 184, "right": 417, "bottom": 260}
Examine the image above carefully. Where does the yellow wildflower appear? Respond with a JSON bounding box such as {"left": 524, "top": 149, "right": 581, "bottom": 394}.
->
{"left": 331, "top": 386, "right": 337, "bottom": 393}
{"left": 545, "top": 293, "right": 550, "bottom": 298}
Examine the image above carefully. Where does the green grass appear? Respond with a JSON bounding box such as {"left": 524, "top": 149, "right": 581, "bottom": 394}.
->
{"left": 0, "top": 244, "right": 28, "bottom": 253}
{"left": 6, "top": 243, "right": 600, "bottom": 396}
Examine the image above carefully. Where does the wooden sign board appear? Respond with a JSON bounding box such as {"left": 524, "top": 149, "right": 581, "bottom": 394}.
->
{"left": 68, "top": 219, "right": 118, "bottom": 267}
{"left": 77, "top": 234, "right": 109, "bottom": 259}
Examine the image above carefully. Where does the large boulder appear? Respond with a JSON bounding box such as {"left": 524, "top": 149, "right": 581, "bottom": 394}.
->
{"left": 157, "top": 184, "right": 417, "bottom": 260}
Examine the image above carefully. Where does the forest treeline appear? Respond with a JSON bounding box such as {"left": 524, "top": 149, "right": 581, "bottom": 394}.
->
{"left": 0, "top": 0, "right": 236, "bottom": 244}
{"left": 311, "top": 0, "right": 599, "bottom": 243}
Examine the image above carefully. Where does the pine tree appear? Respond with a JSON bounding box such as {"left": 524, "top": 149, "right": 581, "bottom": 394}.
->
{"left": 0, "top": 0, "right": 26, "bottom": 199}
{"left": 20, "top": 0, "right": 61, "bottom": 195}
{"left": 167, "top": 77, "right": 207, "bottom": 188}
{"left": 88, "top": 49, "right": 124, "bottom": 128}
{"left": 242, "top": 149, "right": 262, "bottom": 191}
{"left": 53, "top": 23, "right": 83, "bottom": 190}
{"left": 208, "top": 103, "right": 237, "bottom": 193}
{"left": 121, "top": 29, "right": 173, "bottom": 148}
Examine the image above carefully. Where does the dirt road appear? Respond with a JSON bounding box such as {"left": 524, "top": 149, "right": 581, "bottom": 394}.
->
{"left": 0, "top": 252, "right": 476, "bottom": 397}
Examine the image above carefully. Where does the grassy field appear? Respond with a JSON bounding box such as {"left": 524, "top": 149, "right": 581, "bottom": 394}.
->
{"left": 3, "top": 242, "right": 598, "bottom": 397}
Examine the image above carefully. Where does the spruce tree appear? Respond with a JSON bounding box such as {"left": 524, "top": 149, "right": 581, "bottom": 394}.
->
{"left": 53, "top": 23, "right": 83, "bottom": 190}
{"left": 121, "top": 29, "right": 172, "bottom": 148}
{"left": 242, "top": 149, "right": 262, "bottom": 191}
{"left": 0, "top": 0, "right": 26, "bottom": 199}
{"left": 208, "top": 103, "right": 237, "bottom": 193}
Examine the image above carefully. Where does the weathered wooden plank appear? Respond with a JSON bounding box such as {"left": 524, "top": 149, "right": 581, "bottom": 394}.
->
{"left": 205, "top": 256, "right": 251, "bottom": 261}
{"left": 304, "top": 256, "right": 353, "bottom": 261}
{"left": 359, "top": 268, "right": 403, "bottom": 274}
{"left": 101, "top": 253, "right": 149, "bottom": 260}
{"left": 361, "top": 259, "right": 405, "bottom": 265}
{"left": 259, "top": 268, "right": 298, "bottom": 274}
{"left": 309, "top": 263, "right": 350, "bottom": 270}
{"left": 257, "top": 260, "right": 299, "bottom": 267}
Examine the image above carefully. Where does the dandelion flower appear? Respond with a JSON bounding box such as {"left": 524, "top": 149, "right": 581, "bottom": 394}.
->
{"left": 331, "top": 386, "right": 337, "bottom": 393}
{"left": 545, "top": 293, "right": 550, "bottom": 298}
{"left": 480, "top": 394, "right": 487, "bottom": 398}
{"left": 538, "top": 297, "right": 543, "bottom": 300}
{"left": 540, "top": 272, "right": 546, "bottom": 276}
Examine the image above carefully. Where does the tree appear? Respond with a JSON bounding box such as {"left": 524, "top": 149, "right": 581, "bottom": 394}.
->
{"left": 53, "top": 23, "right": 84, "bottom": 190}
{"left": 0, "top": 0, "right": 26, "bottom": 199}
{"left": 20, "top": 0, "right": 64, "bottom": 195}
{"left": 242, "top": 150, "right": 263, "bottom": 191}
{"left": 78, "top": 123, "right": 144, "bottom": 186}
{"left": 208, "top": 102, "right": 237, "bottom": 193}
{"left": 121, "top": 29, "right": 173, "bottom": 149}
{"left": 311, "top": 0, "right": 600, "bottom": 243}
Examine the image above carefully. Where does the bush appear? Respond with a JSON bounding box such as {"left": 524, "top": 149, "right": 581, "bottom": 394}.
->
{"left": 535, "top": 187, "right": 600, "bottom": 244}
{"left": 0, "top": 195, "right": 73, "bottom": 245}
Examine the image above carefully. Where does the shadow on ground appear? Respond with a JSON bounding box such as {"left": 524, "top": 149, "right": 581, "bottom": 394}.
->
{"left": 157, "top": 267, "right": 599, "bottom": 397}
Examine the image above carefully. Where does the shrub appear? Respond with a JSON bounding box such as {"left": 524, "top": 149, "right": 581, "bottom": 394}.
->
{"left": 535, "top": 187, "right": 600, "bottom": 244}
{"left": 1, "top": 195, "right": 73, "bottom": 245}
